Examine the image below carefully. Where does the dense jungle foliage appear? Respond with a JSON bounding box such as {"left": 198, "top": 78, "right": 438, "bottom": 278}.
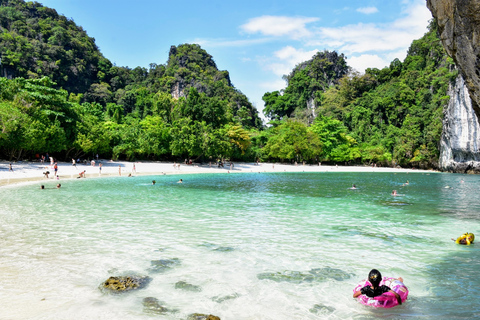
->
{"left": 263, "top": 20, "right": 457, "bottom": 168}
{"left": 0, "top": 0, "right": 261, "bottom": 161}
{"left": 0, "top": 0, "right": 457, "bottom": 168}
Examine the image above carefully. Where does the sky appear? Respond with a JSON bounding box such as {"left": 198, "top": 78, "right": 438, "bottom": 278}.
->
{"left": 36, "top": 0, "right": 433, "bottom": 118}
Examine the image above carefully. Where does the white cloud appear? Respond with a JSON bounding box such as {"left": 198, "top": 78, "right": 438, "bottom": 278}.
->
{"left": 241, "top": 0, "right": 432, "bottom": 101}
{"left": 356, "top": 7, "right": 378, "bottom": 14}
{"left": 347, "top": 54, "right": 389, "bottom": 73}
{"left": 274, "top": 46, "right": 317, "bottom": 62}
{"left": 391, "top": 2, "right": 432, "bottom": 33}
{"left": 309, "top": 1, "right": 430, "bottom": 56}
{"left": 263, "top": 46, "right": 318, "bottom": 76}
{"left": 240, "top": 16, "right": 319, "bottom": 40}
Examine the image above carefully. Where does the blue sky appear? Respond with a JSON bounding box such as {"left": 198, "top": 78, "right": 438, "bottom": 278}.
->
{"left": 36, "top": 0, "right": 432, "bottom": 118}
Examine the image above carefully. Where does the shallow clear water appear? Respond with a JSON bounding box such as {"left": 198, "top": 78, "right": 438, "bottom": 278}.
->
{"left": 1, "top": 171, "right": 480, "bottom": 319}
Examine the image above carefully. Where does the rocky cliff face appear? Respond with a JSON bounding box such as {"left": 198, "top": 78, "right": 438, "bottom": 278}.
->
{"left": 440, "top": 75, "right": 480, "bottom": 173}
{"left": 427, "top": 0, "right": 480, "bottom": 121}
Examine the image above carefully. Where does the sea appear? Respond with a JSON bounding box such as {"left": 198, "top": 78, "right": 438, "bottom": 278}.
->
{"left": 1, "top": 171, "right": 479, "bottom": 319}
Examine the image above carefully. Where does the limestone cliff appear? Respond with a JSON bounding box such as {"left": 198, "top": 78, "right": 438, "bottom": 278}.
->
{"left": 427, "top": 0, "right": 480, "bottom": 121}
{"left": 440, "top": 75, "right": 480, "bottom": 173}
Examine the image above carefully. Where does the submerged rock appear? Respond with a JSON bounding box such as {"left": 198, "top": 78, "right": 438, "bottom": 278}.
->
{"left": 308, "top": 267, "right": 352, "bottom": 281}
{"left": 214, "top": 246, "right": 234, "bottom": 252}
{"left": 199, "top": 243, "right": 234, "bottom": 252}
{"left": 100, "top": 275, "right": 152, "bottom": 293}
{"left": 148, "top": 258, "right": 181, "bottom": 273}
{"left": 175, "top": 281, "right": 202, "bottom": 292}
{"left": 142, "top": 297, "right": 168, "bottom": 314}
{"left": 211, "top": 293, "right": 240, "bottom": 303}
{"left": 187, "top": 314, "right": 221, "bottom": 320}
{"left": 258, "top": 267, "right": 351, "bottom": 283}
{"left": 257, "top": 270, "right": 315, "bottom": 283}
{"left": 309, "top": 303, "right": 335, "bottom": 315}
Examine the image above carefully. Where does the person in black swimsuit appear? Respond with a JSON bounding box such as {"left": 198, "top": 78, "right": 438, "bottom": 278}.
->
{"left": 353, "top": 269, "right": 402, "bottom": 305}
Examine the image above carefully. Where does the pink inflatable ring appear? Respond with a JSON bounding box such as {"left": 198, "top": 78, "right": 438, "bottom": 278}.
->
{"left": 353, "top": 277, "right": 408, "bottom": 308}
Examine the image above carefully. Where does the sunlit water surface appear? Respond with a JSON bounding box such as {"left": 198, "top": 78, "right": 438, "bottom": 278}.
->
{"left": 1, "top": 171, "right": 480, "bottom": 319}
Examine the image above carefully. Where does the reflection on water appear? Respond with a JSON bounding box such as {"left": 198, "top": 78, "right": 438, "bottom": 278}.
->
{"left": 0, "top": 171, "right": 479, "bottom": 319}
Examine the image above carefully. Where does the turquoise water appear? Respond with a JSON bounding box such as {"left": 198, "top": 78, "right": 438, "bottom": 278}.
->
{"left": 1, "top": 171, "right": 480, "bottom": 319}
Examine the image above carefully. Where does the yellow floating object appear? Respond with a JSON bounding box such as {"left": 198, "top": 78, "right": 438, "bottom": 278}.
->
{"left": 455, "top": 232, "right": 475, "bottom": 245}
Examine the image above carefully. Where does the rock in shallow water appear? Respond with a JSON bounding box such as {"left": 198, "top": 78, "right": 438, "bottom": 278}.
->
{"left": 100, "top": 275, "right": 152, "bottom": 293}
{"left": 309, "top": 303, "right": 335, "bottom": 315}
{"left": 211, "top": 293, "right": 240, "bottom": 303}
{"left": 308, "top": 267, "right": 352, "bottom": 281}
{"left": 187, "top": 313, "right": 221, "bottom": 320}
{"left": 257, "top": 270, "right": 315, "bottom": 283}
{"left": 148, "top": 258, "right": 181, "bottom": 273}
{"left": 175, "top": 280, "right": 202, "bottom": 292}
{"left": 142, "top": 297, "right": 168, "bottom": 314}
{"left": 199, "top": 242, "right": 234, "bottom": 252}
{"left": 258, "top": 267, "right": 351, "bottom": 283}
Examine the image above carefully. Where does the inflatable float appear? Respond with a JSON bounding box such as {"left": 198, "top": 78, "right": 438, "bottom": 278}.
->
{"left": 455, "top": 232, "right": 475, "bottom": 245}
{"left": 353, "top": 277, "right": 408, "bottom": 308}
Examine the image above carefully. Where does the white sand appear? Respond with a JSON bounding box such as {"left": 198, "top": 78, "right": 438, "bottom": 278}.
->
{"left": 0, "top": 159, "right": 436, "bottom": 187}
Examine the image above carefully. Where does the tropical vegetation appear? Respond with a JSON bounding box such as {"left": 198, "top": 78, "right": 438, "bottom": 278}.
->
{"left": 0, "top": 0, "right": 457, "bottom": 169}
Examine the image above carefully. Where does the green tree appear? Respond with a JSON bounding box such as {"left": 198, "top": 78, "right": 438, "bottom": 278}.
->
{"left": 263, "top": 120, "right": 322, "bottom": 162}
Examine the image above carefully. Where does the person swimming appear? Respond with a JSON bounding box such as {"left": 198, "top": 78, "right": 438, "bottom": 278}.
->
{"left": 349, "top": 184, "right": 357, "bottom": 190}
{"left": 152, "top": 180, "right": 156, "bottom": 185}
{"left": 353, "top": 269, "right": 402, "bottom": 305}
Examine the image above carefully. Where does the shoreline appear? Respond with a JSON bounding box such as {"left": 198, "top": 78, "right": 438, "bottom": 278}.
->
{"left": 0, "top": 160, "right": 438, "bottom": 188}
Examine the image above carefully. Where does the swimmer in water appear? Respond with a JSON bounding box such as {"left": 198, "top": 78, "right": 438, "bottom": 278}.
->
{"left": 349, "top": 184, "right": 357, "bottom": 190}
{"left": 152, "top": 180, "right": 156, "bottom": 185}
{"left": 391, "top": 190, "right": 398, "bottom": 196}
{"left": 177, "top": 179, "right": 183, "bottom": 183}
{"left": 353, "top": 269, "right": 403, "bottom": 305}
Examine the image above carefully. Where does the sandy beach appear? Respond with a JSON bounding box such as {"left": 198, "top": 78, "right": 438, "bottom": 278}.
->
{"left": 0, "top": 159, "right": 436, "bottom": 187}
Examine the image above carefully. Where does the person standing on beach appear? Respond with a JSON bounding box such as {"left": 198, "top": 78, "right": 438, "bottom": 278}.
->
{"left": 72, "top": 158, "right": 76, "bottom": 168}
{"left": 118, "top": 165, "right": 121, "bottom": 176}
{"left": 99, "top": 163, "right": 102, "bottom": 175}
{"left": 54, "top": 162, "right": 58, "bottom": 177}
{"left": 132, "top": 164, "right": 136, "bottom": 173}
{"left": 9, "top": 163, "right": 13, "bottom": 172}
